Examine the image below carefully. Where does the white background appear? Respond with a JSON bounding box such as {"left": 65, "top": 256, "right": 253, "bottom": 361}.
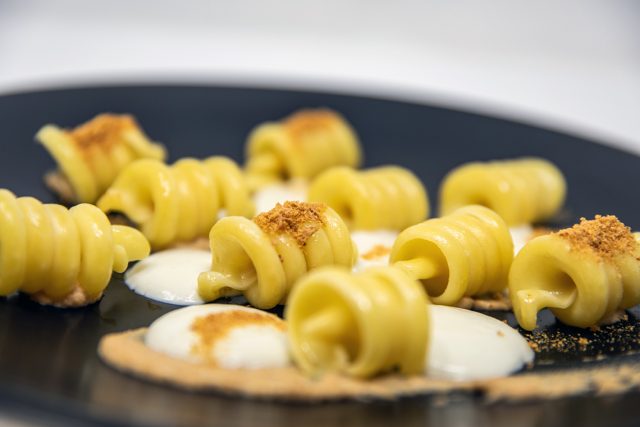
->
{"left": 1, "top": 0, "right": 639, "bottom": 153}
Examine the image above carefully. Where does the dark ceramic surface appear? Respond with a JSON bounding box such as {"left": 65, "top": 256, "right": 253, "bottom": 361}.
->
{"left": 0, "top": 85, "right": 639, "bottom": 427}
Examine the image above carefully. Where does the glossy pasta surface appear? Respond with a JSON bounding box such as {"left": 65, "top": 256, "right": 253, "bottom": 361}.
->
{"left": 198, "top": 202, "right": 357, "bottom": 309}
{"left": 509, "top": 216, "right": 640, "bottom": 330}
{"left": 286, "top": 266, "right": 429, "bottom": 378}
{"left": 97, "top": 157, "right": 254, "bottom": 250}
{"left": 37, "top": 114, "right": 166, "bottom": 203}
{"left": 308, "top": 166, "right": 429, "bottom": 230}
{"left": 439, "top": 158, "right": 566, "bottom": 225}
{"left": 0, "top": 189, "right": 149, "bottom": 305}
{"left": 245, "top": 109, "right": 361, "bottom": 188}
{"left": 390, "top": 205, "right": 513, "bottom": 305}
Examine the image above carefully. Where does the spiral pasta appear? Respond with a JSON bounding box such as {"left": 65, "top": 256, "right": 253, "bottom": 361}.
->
{"left": 97, "top": 157, "right": 254, "bottom": 250}
{"left": 37, "top": 114, "right": 166, "bottom": 204}
{"left": 245, "top": 109, "right": 362, "bottom": 189}
{"left": 285, "top": 266, "right": 429, "bottom": 378}
{"left": 198, "top": 201, "right": 357, "bottom": 309}
{"left": 389, "top": 205, "right": 513, "bottom": 305}
{"left": 439, "top": 158, "right": 566, "bottom": 225}
{"left": 509, "top": 215, "right": 640, "bottom": 330}
{"left": 0, "top": 189, "right": 150, "bottom": 305}
{"left": 307, "top": 166, "right": 429, "bottom": 230}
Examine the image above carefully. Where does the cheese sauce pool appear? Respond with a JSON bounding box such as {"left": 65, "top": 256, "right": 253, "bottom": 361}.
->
{"left": 125, "top": 248, "right": 210, "bottom": 305}
{"left": 146, "top": 304, "right": 533, "bottom": 380}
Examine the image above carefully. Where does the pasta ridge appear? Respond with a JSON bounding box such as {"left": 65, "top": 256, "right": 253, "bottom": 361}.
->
{"left": 0, "top": 189, "right": 149, "bottom": 304}
{"left": 509, "top": 222, "right": 640, "bottom": 330}
{"left": 308, "top": 165, "right": 429, "bottom": 230}
{"left": 245, "top": 109, "right": 361, "bottom": 189}
{"left": 97, "top": 157, "right": 254, "bottom": 250}
{"left": 439, "top": 158, "right": 566, "bottom": 225}
{"left": 37, "top": 114, "right": 166, "bottom": 203}
{"left": 198, "top": 202, "right": 357, "bottom": 309}
{"left": 390, "top": 205, "right": 513, "bottom": 305}
{"left": 285, "top": 266, "right": 429, "bottom": 378}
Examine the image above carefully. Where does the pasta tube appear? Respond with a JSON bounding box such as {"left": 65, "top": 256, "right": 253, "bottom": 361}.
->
{"left": 509, "top": 215, "right": 640, "bottom": 330}
{"left": 0, "top": 189, "right": 149, "bottom": 306}
{"left": 390, "top": 205, "right": 513, "bottom": 305}
{"left": 97, "top": 157, "right": 254, "bottom": 250}
{"left": 439, "top": 158, "right": 566, "bottom": 225}
{"left": 286, "top": 266, "right": 429, "bottom": 378}
{"left": 245, "top": 109, "right": 361, "bottom": 189}
{"left": 37, "top": 114, "right": 166, "bottom": 203}
{"left": 307, "top": 166, "right": 429, "bottom": 230}
{"left": 198, "top": 201, "right": 357, "bottom": 309}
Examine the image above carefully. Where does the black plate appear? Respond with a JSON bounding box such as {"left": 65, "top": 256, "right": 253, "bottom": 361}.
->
{"left": 1, "top": 85, "right": 639, "bottom": 427}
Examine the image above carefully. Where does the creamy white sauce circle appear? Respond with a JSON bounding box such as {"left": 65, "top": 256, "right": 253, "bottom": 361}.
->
{"left": 145, "top": 304, "right": 290, "bottom": 369}
{"left": 125, "top": 248, "right": 210, "bottom": 305}
{"left": 427, "top": 305, "right": 534, "bottom": 380}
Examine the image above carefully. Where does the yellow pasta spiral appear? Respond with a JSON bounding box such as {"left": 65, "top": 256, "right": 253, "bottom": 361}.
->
{"left": 285, "top": 266, "right": 429, "bottom": 378}
{"left": 308, "top": 165, "right": 429, "bottom": 230}
{"left": 0, "top": 189, "right": 150, "bottom": 304}
{"left": 97, "top": 157, "right": 254, "bottom": 250}
{"left": 198, "top": 201, "right": 357, "bottom": 309}
{"left": 439, "top": 158, "right": 566, "bottom": 225}
{"left": 390, "top": 205, "right": 513, "bottom": 305}
{"left": 509, "top": 216, "right": 640, "bottom": 330}
{"left": 245, "top": 109, "right": 362, "bottom": 189}
{"left": 37, "top": 114, "right": 166, "bottom": 203}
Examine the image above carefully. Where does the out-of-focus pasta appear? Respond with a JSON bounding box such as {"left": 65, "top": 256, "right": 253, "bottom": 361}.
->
{"left": 0, "top": 189, "right": 149, "bottom": 306}
{"left": 390, "top": 205, "right": 513, "bottom": 305}
{"left": 509, "top": 215, "right": 640, "bottom": 330}
{"left": 439, "top": 158, "right": 566, "bottom": 225}
{"left": 97, "top": 157, "right": 254, "bottom": 250}
{"left": 245, "top": 109, "right": 361, "bottom": 189}
{"left": 307, "top": 166, "right": 429, "bottom": 230}
{"left": 198, "top": 201, "right": 357, "bottom": 309}
{"left": 37, "top": 114, "right": 166, "bottom": 204}
{"left": 285, "top": 266, "right": 429, "bottom": 378}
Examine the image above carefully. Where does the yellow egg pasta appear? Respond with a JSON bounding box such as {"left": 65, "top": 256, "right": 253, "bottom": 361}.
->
{"left": 245, "top": 109, "right": 362, "bottom": 189}
{"left": 0, "top": 189, "right": 149, "bottom": 306}
{"left": 307, "top": 165, "right": 429, "bottom": 230}
{"left": 390, "top": 205, "right": 513, "bottom": 305}
{"left": 97, "top": 157, "right": 254, "bottom": 250}
{"left": 509, "top": 215, "right": 640, "bottom": 330}
{"left": 198, "top": 201, "right": 357, "bottom": 309}
{"left": 285, "top": 266, "right": 429, "bottom": 379}
{"left": 439, "top": 158, "right": 566, "bottom": 225}
{"left": 37, "top": 114, "right": 166, "bottom": 204}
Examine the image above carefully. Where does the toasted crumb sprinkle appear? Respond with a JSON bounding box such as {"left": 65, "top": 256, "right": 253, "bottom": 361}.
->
{"left": 68, "top": 114, "right": 137, "bottom": 149}
{"left": 362, "top": 244, "right": 391, "bottom": 260}
{"left": 283, "top": 109, "right": 339, "bottom": 140}
{"left": 254, "top": 201, "right": 327, "bottom": 246}
{"left": 556, "top": 215, "right": 635, "bottom": 259}
{"left": 190, "top": 310, "right": 285, "bottom": 365}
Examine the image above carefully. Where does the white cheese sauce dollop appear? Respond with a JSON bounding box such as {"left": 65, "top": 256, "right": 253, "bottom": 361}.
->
{"left": 351, "top": 230, "right": 399, "bottom": 272}
{"left": 145, "top": 304, "right": 290, "bottom": 369}
{"left": 125, "top": 248, "right": 210, "bottom": 305}
{"left": 509, "top": 224, "right": 534, "bottom": 255}
{"left": 253, "top": 180, "right": 309, "bottom": 214}
{"left": 427, "top": 305, "right": 534, "bottom": 380}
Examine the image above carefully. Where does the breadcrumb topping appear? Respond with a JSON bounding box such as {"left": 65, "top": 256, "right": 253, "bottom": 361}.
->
{"left": 68, "top": 114, "right": 137, "bottom": 149}
{"left": 556, "top": 215, "right": 635, "bottom": 259}
{"left": 254, "top": 201, "right": 327, "bottom": 247}
{"left": 362, "top": 244, "right": 391, "bottom": 260}
{"left": 190, "top": 310, "right": 285, "bottom": 365}
{"left": 283, "top": 109, "right": 339, "bottom": 141}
